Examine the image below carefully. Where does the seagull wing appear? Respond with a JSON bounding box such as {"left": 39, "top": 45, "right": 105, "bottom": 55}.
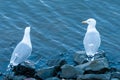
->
{"left": 83, "top": 30, "right": 101, "bottom": 56}
{"left": 10, "top": 42, "right": 32, "bottom": 66}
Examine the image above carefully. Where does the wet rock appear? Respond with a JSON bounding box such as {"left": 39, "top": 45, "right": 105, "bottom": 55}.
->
{"left": 74, "top": 51, "right": 105, "bottom": 65}
{"left": 111, "top": 78, "right": 119, "bottom": 80}
{"left": 35, "top": 66, "right": 58, "bottom": 80}
{"left": 111, "top": 72, "right": 120, "bottom": 79}
{"left": 25, "top": 78, "right": 36, "bottom": 80}
{"left": 75, "top": 58, "right": 109, "bottom": 74}
{"left": 60, "top": 64, "right": 84, "bottom": 79}
{"left": 62, "top": 51, "right": 76, "bottom": 65}
{"left": 75, "top": 62, "right": 90, "bottom": 71}
{"left": 111, "top": 65, "right": 120, "bottom": 72}
{"left": 94, "top": 51, "right": 105, "bottom": 59}
{"left": 77, "top": 74, "right": 111, "bottom": 80}
{"left": 22, "top": 61, "right": 36, "bottom": 69}
{"left": 76, "top": 58, "right": 109, "bottom": 74}
{"left": 13, "top": 64, "right": 36, "bottom": 78}
{"left": 14, "top": 76, "right": 27, "bottom": 80}
{"left": 109, "top": 67, "right": 117, "bottom": 73}
{"left": 2, "top": 50, "right": 112, "bottom": 80}
{"left": 47, "top": 56, "right": 66, "bottom": 67}
{"left": 62, "top": 79, "right": 75, "bottom": 80}
{"left": 4, "top": 75, "right": 26, "bottom": 80}
{"left": 74, "top": 51, "right": 88, "bottom": 64}
{"left": 85, "top": 58, "right": 109, "bottom": 73}
{"left": 45, "top": 77, "right": 60, "bottom": 80}
{"left": 0, "top": 72, "right": 2, "bottom": 76}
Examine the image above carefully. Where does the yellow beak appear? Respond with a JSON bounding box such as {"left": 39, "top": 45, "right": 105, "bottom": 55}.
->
{"left": 82, "top": 21, "right": 87, "bottom": 24}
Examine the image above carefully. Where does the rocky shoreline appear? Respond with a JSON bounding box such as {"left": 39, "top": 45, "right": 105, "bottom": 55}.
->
{"left": 1, "top": 51, "right": 120, "bottom": 80}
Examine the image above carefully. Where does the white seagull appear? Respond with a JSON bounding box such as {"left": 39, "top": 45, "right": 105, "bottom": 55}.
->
{"left": 9, "top": 27, "right": 32, "bottom": 67}
{"left": 82, "top": 18, "right": 101, "bottom": 61}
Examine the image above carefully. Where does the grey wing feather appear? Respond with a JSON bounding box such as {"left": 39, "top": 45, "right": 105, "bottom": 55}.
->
{"left": 83, "top": 31, "right": 101, "bottom": 52}
{"left": 10, "top": 42, "right": 32, "bottom": 65}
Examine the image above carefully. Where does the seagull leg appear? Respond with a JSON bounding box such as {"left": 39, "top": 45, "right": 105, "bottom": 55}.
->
{"left": 91, "top": 57, "right": 94, "bottom": 61}
{"left": 87, "top": 55, "right": 94, "bottom": 61}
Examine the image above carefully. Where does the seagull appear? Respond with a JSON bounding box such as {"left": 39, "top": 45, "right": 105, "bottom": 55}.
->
{"left": 8, "top": 27, "right": 32, "bottom": 68}
{"left": 82, "top": 18, "right": 101, "bottom": 61}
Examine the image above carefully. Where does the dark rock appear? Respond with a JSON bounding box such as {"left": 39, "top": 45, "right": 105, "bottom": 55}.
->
{"left": 111, "top": 72, "right": 120, "bottom": 79}
{"left": 0, "top": 72, "right": 2, "bottom": 76}
{"left": 75, "top": 62, "right": 90, "bottom": 71}
{"left": 109, "top": 68, "right": 117, "bottom": 72}
{"left": 47, "top": 57, "right": 66, "bottom": 67}
{"left": 74, "top": 51, "right": 105, "bottom": 65}
{"left": 25, "top": 78, "right": 36, "bottom": 80}
{"left": 77, "top": 74, "right": 111, "bottom": 80}
{"left": 94, "top": 50, "right": 105, "bottom": 59}
{"left": 75, "top": 58, "right": 109, "bottom": 74}
{"left": 45, "top": 77, "right": 60, "bottom": 80}
{"left": 62, "top": 51, "right": 76, "bottom": 65}
{"left": 3, "top": 50, "right": 111, "bottom": 80}
{"left": 74, "top": 51, "right": 88, "bottom": 64}
{"left": 111, "top": 78, "right": 119, "bottom": 80}
{"left": 75, "top": 62, "right": 90, "bottom": 74}
{"left": 13, "top": 64, "right": 36, "bottom": 78}
{"left": 35, "top": 66, "right": 58, "bottom": 80}
{"left": 3, "top": 75, "right": 26, "bottom": 80}
{"left": 111, "top": 65, "right": 120, "bottom": 72}
{"left": 14, "top": 76, "right": 26, "bottom": 80}
{"left": 22, "top": 61, "right": 36, "bottom": 69}
{"left": 60, "top": 64, "right": 84, "bottom": 79}
{"left": 85, "top": 58, "right": 109, "bottom": 73}
{"left": 61, "top": 79, "right": 76, "bottom": 80}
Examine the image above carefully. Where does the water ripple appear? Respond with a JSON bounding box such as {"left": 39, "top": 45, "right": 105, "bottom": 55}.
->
{"left": 0, "top": 0, "right": 120, "bottom": 71}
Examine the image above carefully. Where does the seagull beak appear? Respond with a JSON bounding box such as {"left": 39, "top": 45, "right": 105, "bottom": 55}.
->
{"left": 82, "top": 21, "right": 87, "bottom": 24}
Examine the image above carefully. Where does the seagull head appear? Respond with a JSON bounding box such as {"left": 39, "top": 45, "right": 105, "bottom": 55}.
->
{"left": 82, "top": 18, "right": 96, "bottom": 26}
{"left": 25, "top": 27, "right": 31, "bottom": 33}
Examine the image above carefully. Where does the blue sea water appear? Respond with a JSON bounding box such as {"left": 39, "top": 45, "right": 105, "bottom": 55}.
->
{"left": 0, "top": 0, "right": 120, "bottom": 73}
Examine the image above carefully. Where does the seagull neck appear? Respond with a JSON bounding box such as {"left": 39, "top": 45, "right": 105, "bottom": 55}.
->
{"left": 87, "top": 24, "right": 96, "bottom": 30}
{"left": 22, "top": 31, "right": 31, "bottom": 44}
